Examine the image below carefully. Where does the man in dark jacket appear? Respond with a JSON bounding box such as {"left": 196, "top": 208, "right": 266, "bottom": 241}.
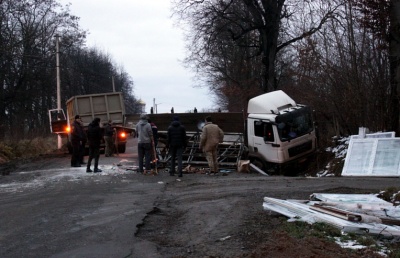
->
{"left": 70, "top": 115, "right": 86, "bottom": 167}
{"left": 167, "top": 116, "right": 187, "bottom": 177}
{"left": 148, "top": 119, "right": 159, "bottom": 169}
{"left": 148, "top": 119, "right": 158, "bottom": 148}
{"left": 86, "top": 118, "right": 103, "bottom": 173}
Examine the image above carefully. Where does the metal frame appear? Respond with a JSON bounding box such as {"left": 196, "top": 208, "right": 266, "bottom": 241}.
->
{"left": 156, "top": 132, "right": 244, "bottom": 169}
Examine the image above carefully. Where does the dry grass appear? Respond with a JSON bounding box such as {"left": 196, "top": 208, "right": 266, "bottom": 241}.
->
{"left": 0, "top": 135, "right": 62, "bottom": 164}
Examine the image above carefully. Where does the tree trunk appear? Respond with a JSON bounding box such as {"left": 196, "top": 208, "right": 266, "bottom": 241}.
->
{"left": 390, "top": 0, "right": 400, "bottom": 134}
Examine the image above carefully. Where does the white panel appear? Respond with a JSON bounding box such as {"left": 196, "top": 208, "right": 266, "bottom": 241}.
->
{"left": 350, "top": 131, "right": 395, "bottom": 139}
{"left": 371, "top": 140, "right": 400, "bottom": 175}
{"left": 342, "top": 138, "right": 400, "bottom": 177}
{"left": 310, "top": 193, "right": 390, "bottom": 204}
{"left": 342, "top": 140, "right": 374, "bottom": 176}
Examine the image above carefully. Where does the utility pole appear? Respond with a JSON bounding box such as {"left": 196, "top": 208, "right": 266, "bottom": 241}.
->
{"left": 112, "top": 76, "right": 115, "bottom": 92}
{"left": 56, "top": 35, "right": 62, "bottom": 150}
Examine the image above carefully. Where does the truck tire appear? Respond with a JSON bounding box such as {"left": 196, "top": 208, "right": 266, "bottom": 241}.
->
{"left": 118, "top": 144, "right": 126, "bottom": 153}
{"left": 251, "top": 158, "right": 266, "bottom": 171}
{"left": 266, "top": 163, "right": 281, "bottom": 175}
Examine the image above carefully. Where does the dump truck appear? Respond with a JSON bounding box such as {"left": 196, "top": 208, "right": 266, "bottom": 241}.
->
{"left": 126, "top": 90, "right": 317, "bottom": 174}
{"left": 49, "top": 92, "right": 133, "bottom": 153}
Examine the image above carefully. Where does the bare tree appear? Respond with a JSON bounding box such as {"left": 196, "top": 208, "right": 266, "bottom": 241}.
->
{"left": 282, "top": 1, "right": 392, "bottom": 142}
{"left": 348, "top": 0, "right": 400, "bottom": 134}
{"left": 172, "top": 0, "right": 343, "bottom": 101}
{"left": 0, "top": 0, "right": 86, "bottom": 138}
{"left": 0, "top": 0, "right": 139, "bottom": 139}
{"left": 389, "top": 0, "right": 400, "bottom": 134}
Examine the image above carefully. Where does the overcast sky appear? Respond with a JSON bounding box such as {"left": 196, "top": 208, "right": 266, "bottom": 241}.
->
{"left": 59, "top": 0, "right": 214, "bottom": 114}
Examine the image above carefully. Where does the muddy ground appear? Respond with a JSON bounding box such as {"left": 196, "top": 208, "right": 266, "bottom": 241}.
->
{"left": 0, "top": 137, "right": 396, "bottom": 258}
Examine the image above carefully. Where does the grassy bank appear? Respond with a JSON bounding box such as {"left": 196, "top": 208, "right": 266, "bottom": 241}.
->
{"left": 0, "top": 135, "right": 67, "bottom": 164}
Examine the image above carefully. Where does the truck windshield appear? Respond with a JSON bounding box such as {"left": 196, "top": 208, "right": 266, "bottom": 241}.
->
{"left": 276, "top": 106, "right": 313, "bottom": 142}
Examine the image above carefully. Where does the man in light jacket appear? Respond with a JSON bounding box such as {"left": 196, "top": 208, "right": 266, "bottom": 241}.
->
{"left": 200, "top": 116, "right": 224, "bottom": 175}
{"left": 135, "top": 114, "right": 154, "bottom": 174}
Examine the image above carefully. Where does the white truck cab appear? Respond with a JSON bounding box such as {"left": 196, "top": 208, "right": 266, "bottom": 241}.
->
{"left": 246, "top": 90, "right": 316, "bottom": 171}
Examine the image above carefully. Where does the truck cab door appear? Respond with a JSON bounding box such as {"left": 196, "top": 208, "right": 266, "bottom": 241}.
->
{"left": 250, "top": 121, "right": 278, "bottom": 162}
{"left": 48, "top": 109, "right": 68, "bottom": 135}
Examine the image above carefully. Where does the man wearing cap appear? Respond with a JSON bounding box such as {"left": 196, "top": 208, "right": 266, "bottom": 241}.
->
{"left": 200, "top": 116, "right": 224, "bottom": 175}
{"left": 167, "top": 116, "right": 187, "bottom": 177}
{"left": 70, "top": 115, "right": 86, "bottom": 167}
{"left": 135, "top": 114, "right": 154, "bottom": 174}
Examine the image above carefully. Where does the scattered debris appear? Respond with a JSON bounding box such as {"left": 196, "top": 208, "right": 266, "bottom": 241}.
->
{"left": 237, "top": 160, "right": 250, "bottom": 173}
{"left": 250, "top": 163, "right": 269, "bottom": 176}
{"left": 124, "top": 165, "right": 139, "bottom": 172}
{"left": 217, "top": 235, "right": 231, "bottom": 242}
{"left": 183, "top": 165, "right": 200, "bottom": 173}
{"left": 263, "top": 193, "right": 400, "bottom": 238}
{"left": 220, "top": 169, "right": 234, "bottom": 174}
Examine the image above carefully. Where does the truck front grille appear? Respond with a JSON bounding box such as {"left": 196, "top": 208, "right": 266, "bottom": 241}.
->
{"left": 288, "top": 141, "right": 313, "bottom": 157}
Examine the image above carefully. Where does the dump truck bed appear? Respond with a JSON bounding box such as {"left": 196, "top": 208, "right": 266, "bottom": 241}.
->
{"left": 66, "top": 92, "right": 125, "bottom": 126}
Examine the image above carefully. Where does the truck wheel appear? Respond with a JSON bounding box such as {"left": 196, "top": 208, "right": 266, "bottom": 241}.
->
{"left": 118, "top": 144, "right": 126, "bottom": 153}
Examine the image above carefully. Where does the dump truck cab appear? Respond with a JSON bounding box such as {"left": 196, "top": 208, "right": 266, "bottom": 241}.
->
{"left": 246, "top": 90, "right": 316, "bottom": 171}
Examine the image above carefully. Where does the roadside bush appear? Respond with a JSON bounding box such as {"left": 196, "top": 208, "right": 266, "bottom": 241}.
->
{"left": 0, "top": 142, "right": 15, "bottom": 163}
{"left": 0, "top": 136, "right": 59, "bottom": 164}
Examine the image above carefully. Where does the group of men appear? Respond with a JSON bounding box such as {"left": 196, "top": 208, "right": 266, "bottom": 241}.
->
{"left": 71, "top": 113, "right": 224, "bottom": 177}
{"left": 70, "top": 115, "right": 115, "bottom": 173}
{"left": 135, "top": 114, "right": 224, "bottom": 177}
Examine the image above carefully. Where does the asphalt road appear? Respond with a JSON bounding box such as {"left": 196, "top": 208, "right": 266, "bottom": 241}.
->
{"left": 0, "top": 137, "right": 398, "bottom": 258}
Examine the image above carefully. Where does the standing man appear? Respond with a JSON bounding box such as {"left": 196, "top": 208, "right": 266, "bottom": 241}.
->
{"left": 200, "top": 116, "right": 224, "bottom": 175}
{"left": 104, "top": 120, "right": 115, "bottom": 157}
{"left": 167, "top": 116, "right": 187, "bottom": 177}
{"left": 70, "top": 115, "right": 86, "bottom": 167}
{"left": 148, "top": 119, "right": 159, "bottom": 148}
{"left": 135, "top": 114, "right": 153, "bottom": 174}
{"left": 148, "top": 119, "right": 159, "bottom": 169}
{"left": 86, "top": 118, "right": 103, "bottom": 173}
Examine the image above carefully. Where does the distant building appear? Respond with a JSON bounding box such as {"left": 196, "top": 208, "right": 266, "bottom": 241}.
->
{"left": 138, "top": 99, "right": 146, "bottom": 114}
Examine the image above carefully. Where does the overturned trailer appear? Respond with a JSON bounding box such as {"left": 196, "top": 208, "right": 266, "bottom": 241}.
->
{"left": 145, "top": 112, "right": 246, "bottom": 170}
